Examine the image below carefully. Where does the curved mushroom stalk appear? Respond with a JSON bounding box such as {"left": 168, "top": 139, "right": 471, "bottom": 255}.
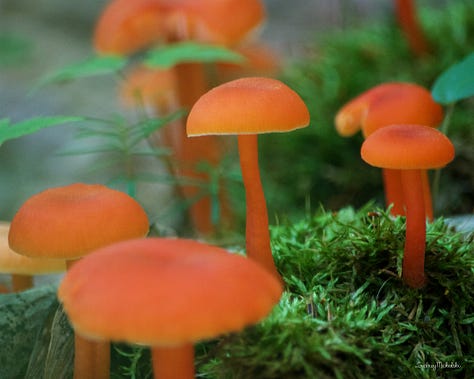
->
{"left": 238, "top": 134, "right": 280, "bottom": 280}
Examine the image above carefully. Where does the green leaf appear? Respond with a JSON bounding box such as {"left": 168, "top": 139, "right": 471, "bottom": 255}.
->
{"left": 36, "top": 55, "right": 128, "bottom": 88}
{"left": 431, "top": 52, "right": 474, "bottom": 104}
{"left": 145, "top": 41, "right": 244, "bottom": 68}
{"left": 0, "top": 116, "right": 84, "bottom": 145}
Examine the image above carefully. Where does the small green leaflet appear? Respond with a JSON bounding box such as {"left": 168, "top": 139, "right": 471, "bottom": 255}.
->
{"left": 35, "top": 55, "right": 128, "bottom": 88}
{"left": 145, "top": 41, "right": 245, "bottom": 68}
{"left": 431, "top": 52, "right": 474, "bottom": 104}
{"left": 0, "top": 116, "right": 84, "bottom": 145}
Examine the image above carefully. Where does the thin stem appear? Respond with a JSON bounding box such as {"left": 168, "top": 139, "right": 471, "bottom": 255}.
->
{"left": 151, "top": 344, "right": 195, "bottom": 379}
{"left": 237, "top": 134, "right": 281, "bottom": 280}
{"left": 73, "top": 335, "right": 110, "bottom": 379}
{"left": 382, "top": 168, "right": 404, "bottom": 216}
{"left": 401, "top": 169, "right": 427, "bottom": 288}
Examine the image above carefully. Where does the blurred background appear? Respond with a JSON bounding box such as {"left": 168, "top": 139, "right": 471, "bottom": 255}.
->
{"left": 0, "top": 0, "right": 472, "bottom": 228}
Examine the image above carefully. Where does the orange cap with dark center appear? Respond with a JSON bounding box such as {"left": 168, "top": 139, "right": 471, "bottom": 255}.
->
{"left": 186, "top": 77, "right": 310, "bottom": 136}
{"left": 361, "top": 124, "right": 454, "bottom": 169}
{"left": 9, "top": 183, "right": 149, "bottom": 259}
{"left": 58, "top": 238, "right": 283, "bottom": 345}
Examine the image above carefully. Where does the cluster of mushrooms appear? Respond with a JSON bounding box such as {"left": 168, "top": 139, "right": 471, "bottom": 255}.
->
{"left": 1, "top": 1, "right": 456, "bottom": 378}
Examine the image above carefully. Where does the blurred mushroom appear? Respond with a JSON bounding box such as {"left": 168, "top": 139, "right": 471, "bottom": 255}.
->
{"left": 0, "top": 221, "right": 65, "bottom": 292}
{"left": 361, "top": 124, "right": 454, "bottom": 288}
{"left": 187, "top": 77, "right": 310, "bottom": 280}
{"left": 394, "top": 0, "right": 430, "bottom": 57}
{"left": 9, "top": 183, "right": 150, "bottom": 379}
{"left": 58, "top": 237, "right": 283, "bottom": 379}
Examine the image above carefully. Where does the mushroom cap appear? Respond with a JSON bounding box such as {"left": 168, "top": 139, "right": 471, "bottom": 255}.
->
{"left": 361, "top": 124, "right": 455, "bottom": 169}
{"left": 94, "top": 0, "right": 167, "bottom": 55}
{"left": 334, "top": 82, "right": 443, "bottom": 137}
{"left": 163, "top": 0, "right": 265, "bottom": 45}
{"left": 0, "top": 222, "right": 66, "bottom": 274}
{"left": 186, "top": 77, "right": 310, "bottom": 136}
{"left": 119, "top": 64, "right": 178, "bottom": 110}
{"left": 58, "top": 237, "right": 283, "bottom": 346}
{"left": 362, "top": 83, "right": 443, "bottom": 137}
{"left": 9, "top": 183, "right": 149, "bottom": 259}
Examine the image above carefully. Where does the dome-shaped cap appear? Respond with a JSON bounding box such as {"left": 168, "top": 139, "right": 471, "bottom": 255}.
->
{"left": 0, "top": 222, "right": 66, "bottom": 275}
{"left": 187, "top": 77, "right": 310, "bottom": 136}
{"left": 58, "top": 238, "right": 283, "bottom": 346}
{"left": 361, "top": 124, "right": 455, "bottom": 169}
{"left": 9, "top": 183, "right": 149, "bottom": 259}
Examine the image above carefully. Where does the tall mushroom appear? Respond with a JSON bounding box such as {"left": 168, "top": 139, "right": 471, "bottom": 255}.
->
{"left": 8, "top": 183, "right": 149, "bottom": 379}
{"left": 361, "top": 124, "right": 454, "bottom": 288}
{"left": 187, "top": 77, "right": 310, "bottom": 280}
{"left": 58, "top": 237, "right": 283, "bottom": 379}
{"left": 335, "top": 82, "right": 444, "bottom": 218}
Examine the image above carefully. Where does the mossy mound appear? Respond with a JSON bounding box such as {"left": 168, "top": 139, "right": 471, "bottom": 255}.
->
{"left": 197, "top": 205, "right": 474, "bottom": 378}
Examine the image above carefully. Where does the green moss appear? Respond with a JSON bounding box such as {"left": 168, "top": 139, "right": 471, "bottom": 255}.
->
{"left": 198, "top": 205, "right": 474, "bottom": 378}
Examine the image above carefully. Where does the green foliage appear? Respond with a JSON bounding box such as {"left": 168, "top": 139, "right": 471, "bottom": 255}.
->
{"left": 199, "top": 205, "right": 474, "bottom": 379}
{"left": 0, "top": 116, "right": 84, "bottom": 146}
{"left": 145, "top": 41, "right": 244, "bottom": 68}
{"left": 35, "top": 55, "right": 128, "bottom": 88}
{"left": 0, "top": 33, "right": 32, "bottom": 67}
{"left": 432, "top": 52, "right": 474, "bottom": 104}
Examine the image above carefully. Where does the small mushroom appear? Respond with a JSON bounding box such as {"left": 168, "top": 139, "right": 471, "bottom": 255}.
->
{"left": 187, "top": 77, "right": 310, "bottom": 280}
{"left": 8, "top": 183, "right": 150, "bottom": 379}
{"left": 58, "top": 237, "right": 283, "bottom": 379}
{"left": 0, "top": 221, "right": 65, "bottom": 292}
{"left": 361, "top": 124, "right": 454, "bottom": 288}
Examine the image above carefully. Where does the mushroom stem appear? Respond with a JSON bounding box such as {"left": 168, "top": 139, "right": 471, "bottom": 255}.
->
{"left": 237, "top": 134, "right": 281, "bottom": 280}
{"left": 67, "top": 258, "right": 111, "bottom": 379}
{"left": 382, "top": 168, "right": 405, "bottom": 216}
{"left": 400, "top": 169, "right": 427, "bottom": 288}
{"left": 394, "top": 0, "right": 430, "bottom": 56}
{"left": 73, "top": 334, "right": 110, "bottom": 379}
{"left": 11, "top": 274, "right": 33, "bottom": 292}
{"left": 151, "top": 344, "right": 195, "bottom": 379}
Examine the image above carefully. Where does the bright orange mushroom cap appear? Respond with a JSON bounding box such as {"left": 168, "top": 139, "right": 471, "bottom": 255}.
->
{"left": 58, "top": 238, "right": 283, "bottom": 345}
{"left": 94, "top": 0, "right": 167, "bottom": 55}
{"left": 361, "top": 124, "right": 455, "bottom": 169}
{"left": 186, "top": 77, "right": 310, "bottom": 136}
{"left": 8, "top": 183, "right": 149, "bottom": 259}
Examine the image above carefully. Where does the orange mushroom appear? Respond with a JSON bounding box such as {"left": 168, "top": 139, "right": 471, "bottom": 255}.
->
{"left": 8, "top": 183, "right": 149, "bottom": 379}
{"left": 361, "top": 124, "right": 454, "bottom": 288}
{"left": 58, "top": 237, "right": 283, "bottom": 379}
{"left": 187, "top": 77, "right": 310, "bottom": 280}
{"left": 335, "top": 82, "right": 444, "bottom": 218}
{"left": 0, "top": 221, "right": 65, "bottom": 292}
{"left": 93, "top": 0, "right": 167, "bottom": 55}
